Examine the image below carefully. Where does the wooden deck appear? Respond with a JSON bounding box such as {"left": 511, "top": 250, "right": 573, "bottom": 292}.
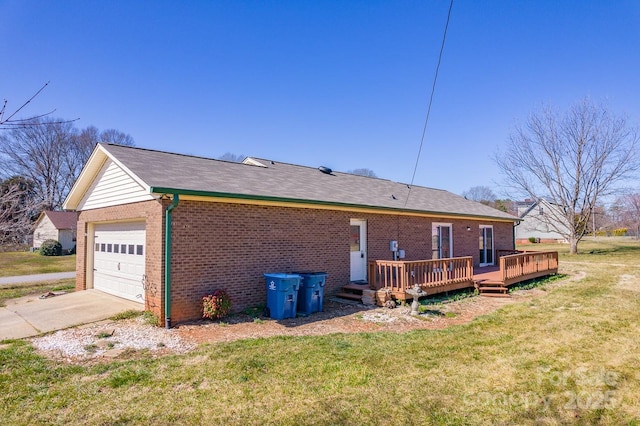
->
{"left": 366, "top": 250, "right": 559, "bottom": 301}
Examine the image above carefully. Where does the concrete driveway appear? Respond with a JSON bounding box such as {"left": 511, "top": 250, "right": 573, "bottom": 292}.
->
{"left": 0, "top": 289, "right": 144, "bottom": 340}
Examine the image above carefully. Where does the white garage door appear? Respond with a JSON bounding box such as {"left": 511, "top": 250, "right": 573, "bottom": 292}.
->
{"left": 93, "top": 222, "right": 146, "bottom": 303}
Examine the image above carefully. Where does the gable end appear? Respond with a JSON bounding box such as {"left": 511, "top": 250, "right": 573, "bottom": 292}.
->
{"left": 78, "top": 159, "right": 155, "bottom": 210}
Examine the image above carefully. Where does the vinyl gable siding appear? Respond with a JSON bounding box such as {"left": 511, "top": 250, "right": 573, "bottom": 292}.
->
{"left": 78, "top": 159, "right": 154, "bottom": 210}
{"left": 33, "top": 216, "right": 59, "bottom": 248}
{"left": 58, "top": 229, "right": 76, "bottom": 251}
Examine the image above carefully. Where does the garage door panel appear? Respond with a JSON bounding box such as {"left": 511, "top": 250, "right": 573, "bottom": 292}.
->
{"left": 94, "top": 222, "right": 145, "bottom": 303}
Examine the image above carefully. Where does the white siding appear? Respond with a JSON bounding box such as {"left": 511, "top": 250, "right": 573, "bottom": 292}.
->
{"left": 78, "top": 159, "right": 154, "bottom": 210}
{"left": 33, "top": 216, "right": 59, "bottom": 248}
{"left": 515, "top": 202, "right": 568, "bottom": 242}
{"left": 58, "top": 230, "right": 76, "bottom": 251}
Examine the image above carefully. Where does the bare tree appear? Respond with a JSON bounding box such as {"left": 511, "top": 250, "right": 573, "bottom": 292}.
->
{"left": 612, "top": 193, "right": 640, "bottom": 238}
{"left": 1, "top": 82, "right": 77, "bottom": 130}
{"left": 0, "top": 176, "right": 37, "bottom": 247}
{"left": 462, "top": 186, "right": 497, "bottom": 203}
{"left": 349, "top": 168, "right": 377, "bottom": 178}
{"left": 0, "top": 118, "right": 78, "bottom": 211}
{"left": 496, "top": 99, "right": 640, "bottom": 254}
{"left": 0, "top": 118, "right": 135, "bottom": 213}
{"left": 219, "top": 152, "right": 245, "bottom": 162}
{"left": 461, "top": 186, "right": 511, "bottom": 212}
{"left": 72, "top": 126, "right": 135, "bottom": 166}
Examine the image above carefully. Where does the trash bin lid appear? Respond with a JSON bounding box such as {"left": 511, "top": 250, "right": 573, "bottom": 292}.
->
{"left": 263, "top": 273, "right": 302, "bottom": 279}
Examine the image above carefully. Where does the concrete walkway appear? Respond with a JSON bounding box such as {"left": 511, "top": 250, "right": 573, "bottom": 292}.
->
{"left": 0, "top": 271, "right": 76, "bottom": 286}
{"left": 0, "top": 289, "right": 144, "bottom": 340}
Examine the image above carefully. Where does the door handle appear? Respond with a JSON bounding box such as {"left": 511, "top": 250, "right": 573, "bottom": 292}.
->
{"left": 361, "top": 253, "right": 365, "bottom": 258}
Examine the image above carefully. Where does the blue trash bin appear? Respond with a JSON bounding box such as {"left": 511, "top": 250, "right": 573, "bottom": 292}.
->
{"left": 294, "top": 272, "right": 327, "bottom": 315}
{"left": 263, "top": 273, "right": 302, "bottom": 320}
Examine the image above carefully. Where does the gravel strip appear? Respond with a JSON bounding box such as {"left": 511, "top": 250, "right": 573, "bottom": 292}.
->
{"left": 361, "top": 312, "right": 398, "bottom": 323}
{"left": 31, "top": 317, "right": 197, "bottom": 361}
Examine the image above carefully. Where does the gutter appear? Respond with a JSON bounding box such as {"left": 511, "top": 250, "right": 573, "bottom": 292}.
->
{"left": 164, "top": 194, "right": 179, "bottom": 329}
{"left": 513, "top": 220, "right": 522, "bottom": 248}
{"left": 149, "top": 186, "right": 519, "bottom": 223}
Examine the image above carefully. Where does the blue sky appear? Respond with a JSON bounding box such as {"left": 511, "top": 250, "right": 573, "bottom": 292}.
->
{"left": 2, "top": 0, "right": 639, "bottom": 196}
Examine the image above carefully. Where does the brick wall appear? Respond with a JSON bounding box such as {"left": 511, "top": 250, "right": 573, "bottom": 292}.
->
{"left": 76, "top": 200, "right": 164, "bottom": 316}
{"left": 168, "top": 202, "right": 516, "bottom": 323}
{"left": 77, "top": 198, "right": 516, "bottom": 325}
{"left": 168, "top": 201, "right": 350, "bottom": 322}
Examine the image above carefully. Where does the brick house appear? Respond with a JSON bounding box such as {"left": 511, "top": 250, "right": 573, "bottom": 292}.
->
{"left": 63, "top": 144, "right": 519, "bottom": 326}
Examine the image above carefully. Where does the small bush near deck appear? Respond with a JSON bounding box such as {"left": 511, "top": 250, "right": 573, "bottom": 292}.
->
{"left": 202, "top": 289, "right": 231, "bottom": 320}
{"left": 39, "top": 239, "right": 62, "bottom": 256}
{"left": 528, "top": 237, "right": 538, "bottom": 243}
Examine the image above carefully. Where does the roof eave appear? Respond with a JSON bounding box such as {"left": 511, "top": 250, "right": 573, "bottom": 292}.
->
{"left": 63, "top": 143, "right": 152, "bottom": 210}
{"left": 150, "top": 186, "right": 519, "bottom": 222}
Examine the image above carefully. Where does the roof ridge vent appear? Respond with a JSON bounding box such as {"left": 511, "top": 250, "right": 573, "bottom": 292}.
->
{"left": 318, "top": 166, "right": 333, "bottom": 175}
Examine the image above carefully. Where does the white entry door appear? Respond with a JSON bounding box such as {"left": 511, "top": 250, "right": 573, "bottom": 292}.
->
{"left": 93, "top": 222, "right": 146, "bottom": 303}
{"left": 350, "top": 219, "right": 367, "bottom": 282}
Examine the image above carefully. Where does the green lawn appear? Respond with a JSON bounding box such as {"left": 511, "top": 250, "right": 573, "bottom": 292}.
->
{"left": 0, "top": 251, "right": 76, "bottom": 277}
{"left": 1, "top": 239, "right": 640, "bottom": 424}
{"left": 0, "top": 279, "right": 76, "bottom": 307}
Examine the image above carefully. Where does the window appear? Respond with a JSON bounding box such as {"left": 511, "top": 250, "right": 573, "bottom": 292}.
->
{"left": 121, "top": 244, "right": 127, "bottom": 253}
{"left": 136, "top": 245, "right": 144, "bottom": 255}
{"left": 107, "top": 244, "right": 112, "bottom": 253}
{"left": 100, "top": 243, "right": 106, "bottom": 252}
{"left": 128, "top": 244, "right": 134, "bottom": 255}
{"left": 349, "top": 225, "right": 361, "bottom": 252}
{"left": 114, "top": 244, "right": 119, "bottom": 253}
{"left": 95, "top": 243, "right": 99, "bottom": 251}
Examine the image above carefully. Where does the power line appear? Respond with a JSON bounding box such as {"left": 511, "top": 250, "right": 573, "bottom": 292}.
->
{"left": 405, "top": 0, "right": 454, "bottom": 207}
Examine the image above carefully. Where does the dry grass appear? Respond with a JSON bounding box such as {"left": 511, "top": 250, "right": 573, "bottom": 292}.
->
{"left": 0, "top": 279, "right": 76, "bottom": 306}
{"left": 1, "top": 238, "right": 639, "bottom": 424}
{"left": 0, "top": 251, "right": 76, "bottom": 277}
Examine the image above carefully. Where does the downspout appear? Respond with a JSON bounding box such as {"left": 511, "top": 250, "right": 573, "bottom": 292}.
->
{"left": 513, "top": 220, "right": 521, "bottom": 249}
{"left": 164, "top": 194, "right": 179, "bottom": 329}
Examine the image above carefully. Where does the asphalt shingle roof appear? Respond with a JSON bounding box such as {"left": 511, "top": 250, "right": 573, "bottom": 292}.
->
{"left": 103, "top": 144, "right": 517, "bottom": 221}
{"left": 43, "top": 211, "right": 78, "bottom": 229}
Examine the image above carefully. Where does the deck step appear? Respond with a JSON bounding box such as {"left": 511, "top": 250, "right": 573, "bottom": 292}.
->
{"left": 479, "top": 292, "right": 511, "bottom": 298}
{"left": 334, "top": 292, "right": 363, "bottom": 301}
{"left": 342, "top": 283, "right": 370, "bottom": 291}
{"left": 477, "top": 280, "right": 503, "bottom": 286}
{"left": 478, "top": 286, "right": 508, "bottom": 292}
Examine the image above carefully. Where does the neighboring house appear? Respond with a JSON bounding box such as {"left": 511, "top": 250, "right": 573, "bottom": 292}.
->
{"left": 32, "top": 211, "right": 79, "bottom": 251}
{"left": 515, "top": 199, "right": 568, "bottom": 244}
{"left": 63, "top": 144, "right": 520, "bottom": 326}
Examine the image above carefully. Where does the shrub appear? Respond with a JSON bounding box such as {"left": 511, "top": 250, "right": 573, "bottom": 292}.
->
{"left": 528, "top": 237, "right": 538, "bottom": 244}
{"left": 39, "top": 239, "right": 62, "bottom": 256}
{"left": 612, "top": 228, "right": 628, "bottom": 237}
{"left": 202, "top": 290, "right": 232, "bottom": 320}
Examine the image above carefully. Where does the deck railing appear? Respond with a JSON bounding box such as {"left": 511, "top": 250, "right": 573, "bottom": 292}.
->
{"left": 497, "top": 249, "right": 523, "bottom": 258}
{"left": 368, "top": 257, "right": 474, "bottom": 294}
{"left": 499, "top": 251, "right": 559, "bottom": 285}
